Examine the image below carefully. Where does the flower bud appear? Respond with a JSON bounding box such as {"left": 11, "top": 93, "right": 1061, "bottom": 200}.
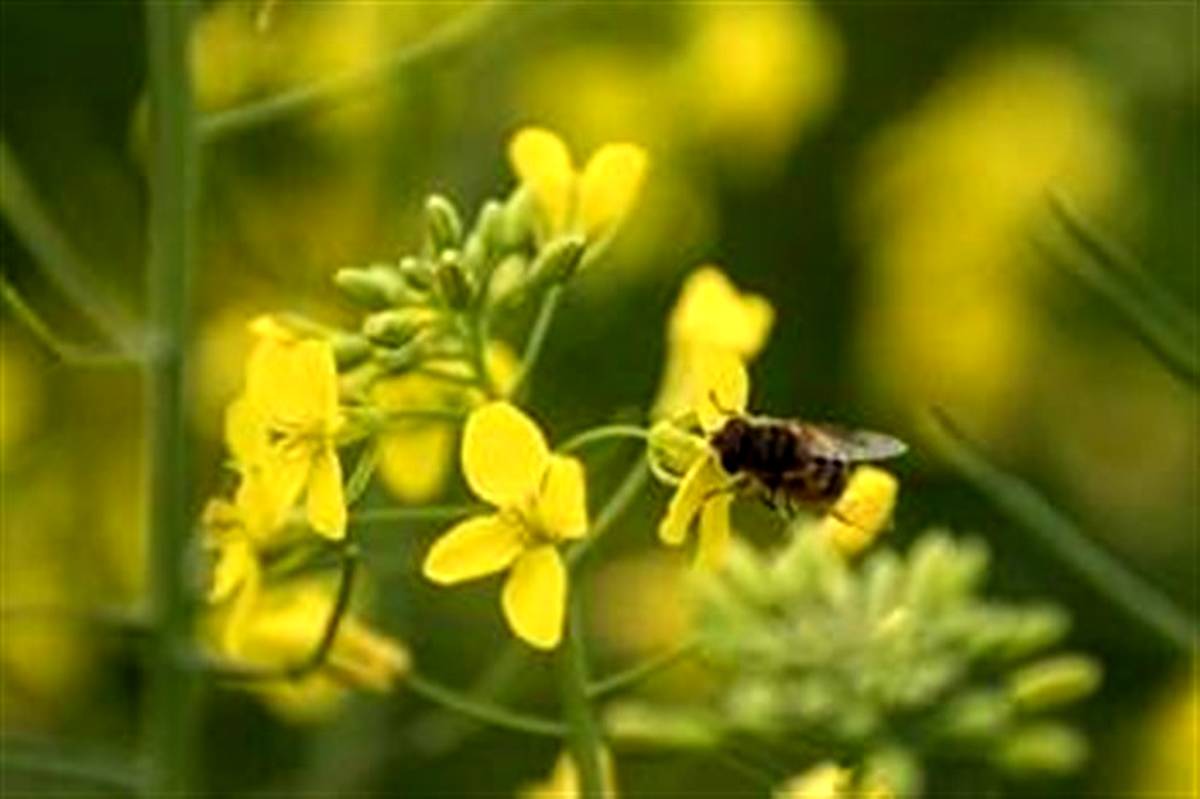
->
{"left": 334, "top": 265, "right": 407, "bottom": 309}
{"left": 861, "top": 747, "right": 922, "bottom": 799}
{"left": 603, "top": 702, "right": 720, "bottom": 749}
{"left": 500, "top": 185, "right": 535, "bottom": 249}
{"left": 997, "top": 723, "right": 1088, "bottom": 774}
{"left": 1009, "top": 655, "right": 1101, "bottom": 711}
{"left": 529, "top": 235, "right": 586, "bottom": 288}
{"left": 363, "top": 309, "right": 427, "bottom": 347}
{"left": 475, "top": 199, "right": 505, "bottom": 251}
{"left": 647, "top": 420, "right": 708, "bottom": 483}
{"left": 937, "top": 690, "right": 1013, "bottom": 741}
{"left": 425, "top": 194, "right": 463, "bottom": 252}
{"left": 398, "top": 255, "right": 434, "bottom": 291}
{"left": 434, "top": 251, "right": 472, "bottom": 310}
{"left": 330, "top": 331, "right": 372, "bottom": 369}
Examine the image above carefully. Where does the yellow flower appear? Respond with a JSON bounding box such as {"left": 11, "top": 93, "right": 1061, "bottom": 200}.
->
{"left": 774, "top": 762, "right": 852, "bottom": 799}
{"left": 225, "top": 316, "right": 347, "bottom": 541}
{"left": 373, "top": 342, "right": 518, "bottom": 504}
{"left": 654, "top": 266, "right": 774, "bottom": 421}
{"left": 817, "top": 466, "right": 899, "bottom": 557}
{"left": 203, "top": 575, "right": 410, "bottom": 722}
{"left": 508, "top": 126, "right": 648, "bottom": 246}
{"left": 422, "top": 402, "right": 588, "bottom": 649}
{"left": 200, "top": 497, "right": 263, "bottom": 657}
{"left": 656, "top": 352, "right": 748, "bottom": 569}
{"left": 519, "top": 749, "right": 619, "bottom": 799}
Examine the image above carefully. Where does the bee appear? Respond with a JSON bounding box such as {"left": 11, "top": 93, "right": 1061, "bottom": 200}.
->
{"left": 708, "top": 414, "right": 907, "bottom": 512}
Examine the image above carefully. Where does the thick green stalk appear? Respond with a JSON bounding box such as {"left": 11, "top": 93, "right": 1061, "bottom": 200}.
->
{"left": 143, "top": 1, "right": 200, "bottom": 793}
{"left": 559, "top": 599, "right": 605, "bottom": 798}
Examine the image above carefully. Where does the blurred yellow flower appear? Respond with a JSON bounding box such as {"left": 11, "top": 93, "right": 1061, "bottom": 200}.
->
{"left": 657, "top": 353, "right": 748, "bottom": 569}
{"left": 679, "top": 3, "right": 842, "bottom": 176}
{"left": 226, "top": 317, "right": 346, "bottom": 541}
{"left": 1132, "top": 666, "right": 1198, "bottom": 797}
{"left": 654, "top": 266, "right": 773, "bottom": 421}
{"left": 519, "top": 748, "right": 619, "bottom": 799}
{"left": 373, "top": 342, "right": 517, "bottom": 504}
{"left": 817, "top": 466, "right": 899, "bottom": 557}
{"left": 508, "top": 126, "right": 648, "bottom": 246}
{"left": 855, "top": 50, "right": 1129, "bottom": 439}
{"left": 422, "top": 402, "right": 588, "bottom": 649}
{"left": 775, "top": 762, "right": 851, "bottom": 799}
{"left": 204, "top": 576, "right": 409, "bottom": 723}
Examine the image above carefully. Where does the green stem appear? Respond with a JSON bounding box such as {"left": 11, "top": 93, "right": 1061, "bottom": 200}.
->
{"left": 406, "top": 671, "right": 566, "bottom": 738}
{"left": 927, "top": 408, "right": 1197, "bottom": 654}
{"left": 586, "top": 639, "right": 698, "bottom": 699}
{"left": 352, "top": 504, "right": 484, "bottom": 526}
{"left": 199, "top": 2, "right": 506, "bottom": 142}
{"left": 569, "top": 459, "right": 651, "bottom": 568}
{"left": 0, "top": 277, "right": 137, "bottom": 367}
{"left": 344, "top": 442, "right": 380, "bottom": 506}
{"left": 512, "top": 286, "right": 563, "bottom": 401}
{"left": 559, "top": 598, "right": 606, "bottom": 798}
{"left": 0, "top": 740, "right": 143, "bottom": 794}
{"left": 559, "top": 424, "right": 648, "bottom": 454}
{"left": 143, "top": 1, "right": 200, "bottom": 793}
{"left": 0, "top": 138, "right": 140, "bottom": 352}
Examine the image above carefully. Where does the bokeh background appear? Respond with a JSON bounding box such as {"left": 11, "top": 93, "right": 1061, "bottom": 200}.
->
{"left": 1, "top": 1, "right": 1195, "bottom": 796}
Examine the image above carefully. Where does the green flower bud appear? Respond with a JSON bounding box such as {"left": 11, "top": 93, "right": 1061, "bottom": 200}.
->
{"left": 603, "top": 702, "right": 721, "bottom": 749}
{"left": 500, "top": 185, "right": 535, "bottom": 249}
{"left": 647, "top": 420, "right": 708, "bottom": 483}
{"left": 937, "top": 690, "right": 1013, "bottom": 741}
{"left": 475, "top": 199, "right": 505, "bottom": 251}
{"left": 398, "top": 255, "right": 434, "bottom": 291}
{"left": 996, "top": 723, "right": 1087, "bottom": 774}
{"left": 334, "top": 267, "right": 394, "bottom": 309}
{"left": 434, "top": 251, "right": 472, "bottom": 310}
{"left": 330, "top": 331, "right": 372, "bottom": 369}
{"left": 529, "top": 235, "right": 586, "bottom": 288}
{"left": 363, "top": 309, "right": 427, "bottom": 347}
{"left": 861, "top": 747, "right": 923, "bottom": 799}
{"left": 486, "top": 254, "right": 529, "bottom": 308}
{"left": 1009, "top": 655, "right": 1101, "bottom": 711}
{"left": 425, "top": 194, "right": 463, "bottom": 252}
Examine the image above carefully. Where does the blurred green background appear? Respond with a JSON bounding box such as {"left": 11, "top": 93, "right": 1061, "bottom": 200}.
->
{"left": 1, "top": 1, "right": 1195, "bottom": 796}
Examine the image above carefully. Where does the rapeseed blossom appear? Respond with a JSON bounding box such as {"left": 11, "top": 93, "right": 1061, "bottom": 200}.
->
{"left": 225, "top": 317, "right": 347, "bottom": 541}
{"left": 508, "top": 126, "right": 647, "bottom": 247}
{"left": 817, "top": 466, "right": 900, "bottom": 556}
{"left": 423, "top": 402, "right": 588, "bottom": 649}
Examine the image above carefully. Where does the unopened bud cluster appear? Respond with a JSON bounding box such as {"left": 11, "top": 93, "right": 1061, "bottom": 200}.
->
{"left": 606, "top": 529, "right": 1100, "bottom": 794}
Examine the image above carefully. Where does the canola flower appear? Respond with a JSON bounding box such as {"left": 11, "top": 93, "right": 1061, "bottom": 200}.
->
{"left": 508, "top": 126, "right": 648, "bottom": 249}
{"left": 226, "top": 316, "right": 347, "bottom": 541}
{"left": 423, "top": 401, "right": 588, "bottom": 649}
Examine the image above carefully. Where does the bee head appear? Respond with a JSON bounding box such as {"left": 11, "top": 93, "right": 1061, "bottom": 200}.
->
{"left": 709, "top": 416, "right": 752, "bottom": 474}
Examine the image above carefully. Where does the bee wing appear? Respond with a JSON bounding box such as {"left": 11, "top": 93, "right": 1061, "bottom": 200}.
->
{"left": 805, "top": 424, "right": 908, "bottom": 462}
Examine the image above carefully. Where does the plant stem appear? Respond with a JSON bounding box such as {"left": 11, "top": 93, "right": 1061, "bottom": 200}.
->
{"left": 512, "top": 286, "right": 563, "bottom": 401}
{"left": 586, "top": 639, "right": 698, "bottom": 699}
{"left": 559, "top": 424, "right": 648, "bottom": 454}
{"left": 928, "top": 408, "right": 1197, "bottom": 655}
{"left": 569, "top": 459, "right": 650, "bottom": 567}
{"left": 199, "top": 2, "right": 507, "bottom": 142}
{"left": 0, "top": 138, "right": 140, "bottom": 353}
{"left": 0, "top": 277, "right": 137, "bottom": 367}
{"left": 352, "top": 504, "right": 483, "bottom": 526}
{"left": 406, "top": 671, "right": 566, "bottom": 738}
{"left": 559, "top": 598, "right": 606, "bottom": 798}
{"left": 143, "top": 0, "right": 200, "bottom": 793}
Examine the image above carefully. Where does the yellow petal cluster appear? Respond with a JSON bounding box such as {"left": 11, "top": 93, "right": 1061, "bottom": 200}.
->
{"left": 225, "top": 316, "right": 347, "bottom": 541}
{"left": 508, "top": 126, "right": 648, "bottom": 246}
{"left": 519, "top": 749, "right": 619, "bottom": 799}
{"left": 373, "top": 342, "right": 517, "bottom": 503}
{"left": 423, "top": 402, "right": 588, "bottom": 649}
{"left": 817, "top": 466, "right": 900, "bottom": 557}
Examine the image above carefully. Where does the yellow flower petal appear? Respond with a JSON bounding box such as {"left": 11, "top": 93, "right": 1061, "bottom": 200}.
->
{"left": 509, "top": 126, "right": 576, "bottom": 236}
{"left": 818, "top": 466, "right": 898, "bottom": 556}
{"left": 423, "top": 514, "right": 525, "bottom": 585}
{"left": 695, "top": 492, "right": 733, "bottom": 570}
{"left": 246, "top": 335, "right": 338, "bottom": 427}
{"left": 502, "top": 546, "right": 567, "bottom": 649}
{"left": 579, "top": 142, "right": 648, "bottom": 240}
{"left": 306, "top": 447, "right": 346, "bottom": 540}
{"left": 224, "top": 395, "right": 264, "bottom": 468}
{"left": 534, "top": 454, "right": 589, "bottom": 540}
{"left": 209, "top": 536, "right": 256, "bottom": 603}
{"left": 462, "top": 401, "right": 550, "bottom": 506}
{"left": 659, "top": 453, "right": 726, "bottom": 546}
{"left": 669, "top": 266, "right": 775, "bottom": 358}
{"left": 694, "top": 349, "right": 750, "bottom": 431}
